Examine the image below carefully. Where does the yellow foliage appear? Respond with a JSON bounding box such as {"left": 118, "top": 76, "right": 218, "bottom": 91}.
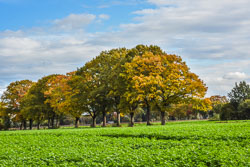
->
{"left": 123, "top": 51, "right": 207, "bottom": 107}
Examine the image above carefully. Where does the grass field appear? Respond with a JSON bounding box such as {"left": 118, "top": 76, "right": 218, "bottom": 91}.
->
{"left": 0, "top": 121, "right": 249, "bottom": 167}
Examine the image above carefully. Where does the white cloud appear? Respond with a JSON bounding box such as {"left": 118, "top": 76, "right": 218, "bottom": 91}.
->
{"left": 0, "top": 35, "right": 107, "bottom": 91}
{"left": 189, "top": 60, "right": 250, "bottom": 96}
{"left": 223, "top": 72, "right": 249, "bottom": 80}
{"left": 98, "top": 5, "right": 110, "bottom": 9}
{"left": 0, "top": 37, "right": 41, "bottom": 57}
{"left": 133, "top": 9, "right": 156, "bottom": 15}
{"left": 0, "top": 13, "right": 111, "bottom": 97}
{"left": 53, "top": 14, "right": 96, "bottom": 31}
{"left": 0, "top": 85, "right": 5, "bottom": 96}
{"left": 98, "top": 14, "right": 110, "bottom": 20}
{"left": 86, "top": 0, "right": 250, "bottom": 97}
{"left": 122, "top": 0, "right": 250, "bottom": 60}
{"left": 1, "top": 0, "right": 250, "bottom": 98}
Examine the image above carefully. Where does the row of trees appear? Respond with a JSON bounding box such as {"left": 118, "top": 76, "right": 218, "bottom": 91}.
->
{"left": 0, "top": 45, "right": 211, "bottom": 130}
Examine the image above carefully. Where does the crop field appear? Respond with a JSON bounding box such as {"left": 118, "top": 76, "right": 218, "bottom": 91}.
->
{"left": 0, "top": 121, "right": 249, "bottom": 167}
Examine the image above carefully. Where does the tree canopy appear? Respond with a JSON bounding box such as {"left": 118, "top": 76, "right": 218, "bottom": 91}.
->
{"left": 228, "top": 81, "right": 250, "bottom": 108}
{"left": 0, "top": 45, "right": 212, "bottom": 130}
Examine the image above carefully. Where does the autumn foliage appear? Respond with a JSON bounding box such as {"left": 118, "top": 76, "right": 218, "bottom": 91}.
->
{"left": 0, "top": 45, "right": 211, "bottom": 130}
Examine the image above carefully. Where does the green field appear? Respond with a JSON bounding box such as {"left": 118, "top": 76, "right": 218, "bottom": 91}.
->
{"left": 0, "top": 121, "right": 249, "bottom": 167}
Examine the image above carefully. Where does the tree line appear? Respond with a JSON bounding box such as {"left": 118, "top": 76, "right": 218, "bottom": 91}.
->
{"left": 0, "top": 45, "right": 214, "bottom": 130}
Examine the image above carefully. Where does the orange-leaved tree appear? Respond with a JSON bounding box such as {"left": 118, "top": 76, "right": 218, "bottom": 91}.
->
{"left": 123, "top": 45, "right": 207, "bottom": 125}
{"left": 209, "top": 95, "right": 228, "bottom": 115}
{"left": 44, "top": 73, "right": 86, "bottom": 128}
{"left": 1, "top": 80, "right": 33, "bottom": 129}
{"left": 44, "top": 74, "right": 71, "bottom": 128}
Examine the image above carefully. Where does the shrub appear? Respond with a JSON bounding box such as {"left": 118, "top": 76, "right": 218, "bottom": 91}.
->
{"left": 209, "top": 114, "right": 220, "bottom": 121}
{"left": 0, "top": 122, "right": 3, "bottom": 130}
{"left": 220, "top": 103, "right": 236, "bottom": 120}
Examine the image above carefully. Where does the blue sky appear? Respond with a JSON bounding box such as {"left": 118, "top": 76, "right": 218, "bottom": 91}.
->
{"left": 0, "top": 0, "right": 250, "bottom": 97}
{"left": 0, "top": 0, "right": 151, "bottom": 31}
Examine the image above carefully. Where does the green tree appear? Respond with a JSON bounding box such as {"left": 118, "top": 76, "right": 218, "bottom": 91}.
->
{"left": 65, "top": 73, "right": 93, "bottom": 128}
{"left": 77, "top": 48, "right": 128, "bottom": 127}
{"left": 220, "top": 103, "right": 236, "bottom": 120}
{"left": 21, "top": 75, "right": 56, "bottom": 129}
{"left": 21, "top": 82, "right": 48, "bottom": 130}
{"left": 105, "top": 48, "right": 128, "bottom": 126}
{"left": 238, "top": 99, "right": 250, "bottom": 119}
{"left": 77, "top": 56, "right": 109, "bottom": 127}
{"left": 169, "top": 104, "right": 189, "bottom": 120}
{"left": 228, "top": 81, "right": 250, "bottom": 108}
{"left": 73, "top": 70, "right": 102, "bottom": 127}
{"left": 209, "top": 95, "right": 228, "bottom": 119}
{"left": 119, "top": 90, "right": 141, "bottom": 127}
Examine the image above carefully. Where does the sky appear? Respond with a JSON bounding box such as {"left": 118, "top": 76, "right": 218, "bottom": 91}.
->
{"left": 0, "top": 0, "right": 250, "bottom": 97}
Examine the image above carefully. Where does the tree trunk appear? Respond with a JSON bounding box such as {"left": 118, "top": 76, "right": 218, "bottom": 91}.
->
{"left": 102, "top": 111, "right": 106, "bottom": 127}
{"left": 56, "top": 116, "right": 60, "bottom": 128}
{"left": 197, "top": 113, "right": 200, "bottom": 120}
{"left": 91, "top": 116, "right": 96, "bottom": 127}
{"left": 75, "top": 117, "right": 80, "bottom": 128}
{"left": 48, "top": 118, "right": 50, "bottom": 129}
{"left": 145, "top": 100, "right": 151, "bottom": 125}
{"left": 55, "top": 117, "right": 58, "bottom": 128}
{"left": 51, "top": 116, "right": 55, "bottom": 129}
{"left": 117, "top": 111, "right": 121, "bottom": 127}
{"left": 29, "top": 119, "right": 33, "bottom": 130}
{"left": 20, "top": 123, "right": 23, "bottom": 130}
{"left": 37, "top": 121, "right": 40, "bottom": 130}
{"left": 23, "top": 120, "right": 27, "bottom": 130}
{"left": 161, "top": 111, "right": 166, "bottom": 125}
{"left": 130, "top": 112, "right": 134, "bottom": 127}
{"left": 3, "top": 116, "right": 10, "bottom": 130}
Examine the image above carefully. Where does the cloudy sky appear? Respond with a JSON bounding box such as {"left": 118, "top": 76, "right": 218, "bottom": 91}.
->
{"left": 0, "top": 0, "right": 250, "bottom": 97}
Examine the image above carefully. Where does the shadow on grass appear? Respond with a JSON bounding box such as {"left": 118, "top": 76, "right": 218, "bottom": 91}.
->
{"left": 100, "top": 134, "right": 248, "bottom": 142}
{"left": 101, "top": 134, "right": 189, "bottom": 141}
